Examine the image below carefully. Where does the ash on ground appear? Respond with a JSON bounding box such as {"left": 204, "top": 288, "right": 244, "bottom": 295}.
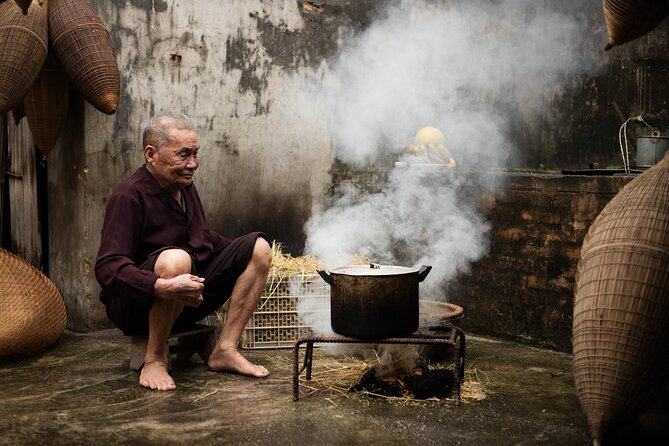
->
{"left": 350, "top": 364, "right": 455, "bottom": 400}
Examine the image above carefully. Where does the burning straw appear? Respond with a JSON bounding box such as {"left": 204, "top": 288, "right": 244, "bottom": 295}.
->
{"left": 295, "top": 354, "right": 488, "bottom": 404}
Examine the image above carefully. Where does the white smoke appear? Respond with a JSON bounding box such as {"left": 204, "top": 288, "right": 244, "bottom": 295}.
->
{"left": 296, "top": 0, "right": 602, "bottom": 336}
{"left": 316, "top": 0, "right": 601, "bottom": 168}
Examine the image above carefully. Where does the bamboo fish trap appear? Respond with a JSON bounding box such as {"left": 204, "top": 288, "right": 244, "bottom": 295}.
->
{"left": 48, "top": 0, "right": 119, "bottom": 114}
{"left": 603, "top": 0, "right": 669, "bottom": 50}
{"left": 24, "top": 52, "right": 70, "bottom": 158}
{"left": 0, "top": 248, "right": 67, "bottom": 357}
{"left": 0, "top": 0, "right": 48, "bottom": 114}
{"left": 573, "top": 151, "right": 669, "bottom": 444}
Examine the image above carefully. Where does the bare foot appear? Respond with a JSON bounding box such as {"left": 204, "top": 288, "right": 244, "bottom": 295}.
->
{"left": 139, "top": 360, "right": 176, "bottom": 391}
{"left": 208, "top": 347, "right": 269, "bottom": 378}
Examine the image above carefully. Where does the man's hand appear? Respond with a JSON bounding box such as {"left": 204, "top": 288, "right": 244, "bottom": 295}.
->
{"left": 153, "top": 274, "right": 206, "bottom": 307}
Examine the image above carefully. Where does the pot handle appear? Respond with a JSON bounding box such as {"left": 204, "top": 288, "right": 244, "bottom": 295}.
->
{"left": 418, "top": 265, "right": 432, "bottom": 282}
{"left": 317, "top": 270, "right": 332, "bottom": 285}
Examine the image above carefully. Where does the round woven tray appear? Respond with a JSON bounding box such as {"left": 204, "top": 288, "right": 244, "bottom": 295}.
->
{"left": 0, "top": 249, "right": 67, "bottom": 357}
{"left": 419, "top": 299, "right": 464, "bottom": 329}
{"left": 573, "top": 151, "right": 669, "bottom": 442}
{"left": 0, "top": 0, "right": 48, "bottom": 114}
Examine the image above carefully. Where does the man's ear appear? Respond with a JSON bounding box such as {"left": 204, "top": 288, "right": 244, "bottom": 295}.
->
{"left": 144, "top": 145, "right": 156, "bottom": 162}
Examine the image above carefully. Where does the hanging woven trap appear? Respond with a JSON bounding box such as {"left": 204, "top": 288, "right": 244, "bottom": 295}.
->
{"left": 0, "top": 0, "right": 48, "bottom": 114}
{"left": 48, "top": 0, "right": 120, "bottom": 114}
{"left": 603, "top": 0, "right": 669, "bottom": 50}
{"left": 0, "top": 248, "right": 67, "bottom": 357}
{"left": 24, "top": 52, "right": 71, "bottom": 158}
{"left": 573, "top": 151, "right": 669, "bottom": 444}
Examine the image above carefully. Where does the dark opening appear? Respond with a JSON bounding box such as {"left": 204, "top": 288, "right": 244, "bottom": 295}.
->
{"left": 1, "top": 118, "right": 10, "bottom": 251}
{"left": 36, "top": 148, "right": 49, "bottom": 276}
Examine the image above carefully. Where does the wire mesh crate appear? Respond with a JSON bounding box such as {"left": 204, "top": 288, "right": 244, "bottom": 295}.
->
{"left": 241, "top": 273, "right": 330, "bottom": 349}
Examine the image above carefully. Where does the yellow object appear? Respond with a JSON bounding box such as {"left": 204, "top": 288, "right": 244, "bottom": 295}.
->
{"left": 407, "top": 143, "right": 456, "bottom": 167}
{"left": 415, "top": 126, "right": 445, "bottom": 145}
{"left": 407, "top": 127, "right": 456, "bottom": 168}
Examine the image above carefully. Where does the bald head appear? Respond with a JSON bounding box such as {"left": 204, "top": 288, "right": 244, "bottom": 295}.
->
{"left": 142, "top": 112, "right": 195, "bottom": 151}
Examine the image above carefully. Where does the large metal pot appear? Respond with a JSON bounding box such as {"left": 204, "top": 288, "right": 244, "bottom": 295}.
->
{"left": 318, "top": 264, "right": 431, "bottom": 338}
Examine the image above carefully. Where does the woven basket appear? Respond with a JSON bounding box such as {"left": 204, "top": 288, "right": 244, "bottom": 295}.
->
{"left": 48, "top": 0, "right": 119, "bottom": 115}
{"left": 573, "top": 151, "right": 669, "bottom": 443}
{"left": 603, "top": 0, "right": 669, "bottom": 50}
{"left": 0, "top": 248, "right": 67, "bottom": 357}
{"left": 24, "top": 52, "right": 70, "bottom": 158}
{"left": 0, "top": 0, "right": 48, "bottom": 114}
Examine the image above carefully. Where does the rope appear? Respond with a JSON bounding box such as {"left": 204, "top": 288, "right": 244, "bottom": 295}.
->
{"left": 618, "top": 116, "right": 655, "bottom": 173}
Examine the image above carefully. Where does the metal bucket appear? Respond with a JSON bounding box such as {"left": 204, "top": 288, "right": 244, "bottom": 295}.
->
{"left": 636, "top": 133, "right": 669, "bottom": 168}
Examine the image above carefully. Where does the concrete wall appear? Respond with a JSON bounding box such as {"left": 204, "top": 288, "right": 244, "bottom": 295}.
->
{"left": 38, "top": 0, "right": 669, "bottom": 331}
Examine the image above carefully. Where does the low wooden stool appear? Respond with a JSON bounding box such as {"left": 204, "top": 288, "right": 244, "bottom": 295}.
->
{"left": 129, "top": 323, "right": 218, "bottom": 371}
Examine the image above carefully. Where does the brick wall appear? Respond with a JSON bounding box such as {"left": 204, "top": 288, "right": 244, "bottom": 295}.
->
{"left": 329, "top": 164, "right": 634, "bottom": 351}
{"left": 447, "top": 173, "right": 632, "bottom": 351}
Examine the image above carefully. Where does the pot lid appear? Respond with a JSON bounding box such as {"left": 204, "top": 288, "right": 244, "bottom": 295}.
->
{"left": 328, "top": 264, "right": 419, "bottom": 276}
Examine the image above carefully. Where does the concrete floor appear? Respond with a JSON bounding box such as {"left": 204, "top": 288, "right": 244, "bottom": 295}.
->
{"left": 0, "top": 330, "right": 666, "bottom": 445}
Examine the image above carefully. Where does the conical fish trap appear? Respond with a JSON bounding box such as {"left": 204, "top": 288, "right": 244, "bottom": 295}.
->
{"left": 573, "top": 152, "right": 669, "bottom": 442}
{"left": 603, "top": 0, "right": 669, "bottom": 50}
{"left": 48, "top": 0, "right": 119, "bottom": 114}
{"left": 0, "top": 0, "right": 48, "bottom": 114}
{"left": 0, "top": 248, "right": 67, "bottom": 357}
{"left": 24, "top": 53, "right": 70, "bottom": 158}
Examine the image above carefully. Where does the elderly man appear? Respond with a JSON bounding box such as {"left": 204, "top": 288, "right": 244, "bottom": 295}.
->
{"left": 95, "top": 111, "right": 271, "bottom": 391}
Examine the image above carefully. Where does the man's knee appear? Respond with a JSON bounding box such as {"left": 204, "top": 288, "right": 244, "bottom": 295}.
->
{"left": 251, "top": 238, "right": 272, "bottom": 271}
{"left": 154, "top": 249, "right": 192, "bottom": 278}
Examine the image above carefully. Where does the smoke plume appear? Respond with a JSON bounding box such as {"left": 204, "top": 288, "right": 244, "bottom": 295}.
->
{"left": 297, "top": 0, "right": 602, "bottom": 337}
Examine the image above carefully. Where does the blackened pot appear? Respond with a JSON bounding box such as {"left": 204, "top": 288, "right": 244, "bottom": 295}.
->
{"left": 318, "top": 264, "right": 431, "bottom": 338}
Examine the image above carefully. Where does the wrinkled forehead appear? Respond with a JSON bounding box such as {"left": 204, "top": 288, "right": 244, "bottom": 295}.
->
{"left": 165, "top": 127, "right": 200, "bottom": 149}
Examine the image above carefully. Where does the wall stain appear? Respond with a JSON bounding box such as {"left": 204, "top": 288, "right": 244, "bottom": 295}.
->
{"left": 215, "top": 134, "right": 240, "bottom": 157}
{"left": 254, "top": 0, "right": 388, "bottom": 71}
{"left": 127, "top": 0, "right": 168, "bottom": 13}
{"left": 225, "top": 29, "right": 270, "bottom": 116}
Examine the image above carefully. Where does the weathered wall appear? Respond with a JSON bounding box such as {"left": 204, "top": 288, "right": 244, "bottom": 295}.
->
{"left": 446, "top": 173, "right": 633, "bottom": 351}
{"left": 514, "top": 3, "right": 669, "bottom": 170}
{"left": 36, "top": 0, "right": 669, "bottom": 331}
{"left": 328, "top": 163, "right": 633, "bottom": 351}
{"left": 47, "top": 0, "right": 382, "bottom": 330}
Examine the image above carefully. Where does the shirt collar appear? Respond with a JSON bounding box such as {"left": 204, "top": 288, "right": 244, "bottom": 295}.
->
{"left": 140, "top": 165, "right": 193, "bottom": 196}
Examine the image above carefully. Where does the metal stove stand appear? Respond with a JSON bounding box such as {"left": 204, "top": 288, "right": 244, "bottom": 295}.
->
{"left": 292, "top": 326, "right": 465, "bottom": 404}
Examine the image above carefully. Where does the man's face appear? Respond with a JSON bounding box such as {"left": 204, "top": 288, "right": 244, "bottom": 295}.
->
{"left": 145, "top": 128, "right": 200, "bottom": 191}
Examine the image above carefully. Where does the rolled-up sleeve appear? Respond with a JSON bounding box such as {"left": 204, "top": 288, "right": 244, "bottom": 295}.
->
{"left": 95, "top": 192, "right": 159, "bottom": 302}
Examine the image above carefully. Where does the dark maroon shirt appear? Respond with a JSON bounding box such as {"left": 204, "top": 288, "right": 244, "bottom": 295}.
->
{"left": 95, "top": 166, "right": 231, "bottom": 304}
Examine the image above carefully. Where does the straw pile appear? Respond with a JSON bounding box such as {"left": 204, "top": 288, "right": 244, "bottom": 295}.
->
{"left": 267, "top": 240, "right": 320, "bottom": 284}
{"left": 573, "top": 151, "right": 669, "bottom": 443}
{"left": 216, "top": 241, "right": 320, "bottom": 324}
